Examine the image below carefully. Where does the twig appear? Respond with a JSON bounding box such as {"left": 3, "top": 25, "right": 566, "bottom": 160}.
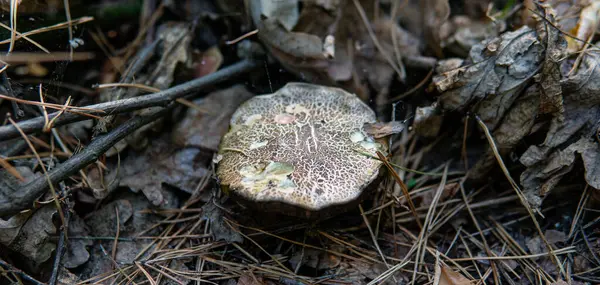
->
{"left": 0, "top": 107, "right": 170, "bottom": 216}
{"left": 376, "top": 151, "right": 422, "bottom": 229}
{"left": 0, "top": 259, "right": 46, "bottom": 285}
{"left": 8, "top": 116, "right": 67, "bottom": 229}
{"left": 0, "top": 17, "right": 94, "bottom": 45}
{"left": 1, "top": 72, "right": 23, "bottom": 118}
{"left": 226, "top": 29, "right": 259, "bottom": 45}
{"left": 474, "top": 115, "right": 566, "bottom": 277}
{"left": 0, "top": 59, "right": 260, "bottom": 141}
{"left": 63, "top": 0, "right": 73, "bottom": 61}
{"left": 49, "top": 202, "right": 71, "bottom": 285}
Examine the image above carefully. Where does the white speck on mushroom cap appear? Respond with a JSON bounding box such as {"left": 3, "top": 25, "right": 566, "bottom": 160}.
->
{"left": 216, "top": 83, "right": 386, "bottom": 210}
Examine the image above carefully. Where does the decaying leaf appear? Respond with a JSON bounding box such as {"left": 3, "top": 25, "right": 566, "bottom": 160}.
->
{"left": 289, "top": 248, "right": 341, "bottom": 270}
{"left": 432, "top": 25, "right": 544, "bottom": 130}
{"left": 120, "top": 137, "right": 210, "bottom": 205}
{"left": 364, "top": 121, "right": 405, "bottom": 138}
{"left": 201, "top": 200, "right": 243, "bottom": 243}
{"left": 63, "top": 214, "right": 93, "bottom": 269}
{"left": 237, "top": 272, "right": 266, "bottom": 285}
{"left": 252, "top": 0, "right": 421, "bottom": 97}
{"left": 413, "top": 104, "right": 443, "bottom": 137}
{"left": 440, "top": 16, "right": 501, "bottom": 57}
{"left": 534, "top": 4, "right": 566, "bottom": 118}
{"left": 518, "top": 47, "right": 600, "bottom": 207}
{"left": 423, "top": 0, "right": 450, "bottom": 57}
{"left": 433, "top": 263, "right": 472, "bottom": 285}
{"left": 172, "top": 85, "right": 255, "bottom": 151}
{"left": 4, "top": 205, "right": 57, "bottom": 269}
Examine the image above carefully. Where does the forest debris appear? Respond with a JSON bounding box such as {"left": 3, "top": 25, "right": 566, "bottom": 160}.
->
{"left": 423, "top": 0, "right": 450, "bottom": 57}
{"left": 172, "top": 85, "right": 254, "bottom": 151}
{"left": 518, "top": 47, "right": 600, "bottom": 206}
{"left": 534, "top": 4, "right": 566, "bottom": 118}
{"left": 0, "top": 166, "right": 36, "bottom": 217}
{"left": 440, "top": 16, "right": 502, "bottom": 57}
{"left": 252, "top": 0, "right": 421, "bottom": 97}
{"left": 364, "top": 121, "right": 405, "bottom": 138}
{"left": 63, "top": 214, "right": 93, "bottom": 268}
{"left": 432, "top": 25, "right": 543, "bottom": 129}
{"left": 194, "top": 46, "right": 223, "bottom": 78}
{"left": 1, "top": 205, "right": 56, "bottom": 270}
{"left": 120, "top": 136, "right": 210, "bottom": 204}
{"left": 433, "top": 263, "right": 472, "bottom": 285}
{"left": 413, "top": 104, "right": 442, "bottom": 137}
{"left": 289, "top": 248, "right": 341, "bottom": 270}
{"left": 201, "top": 201, "right": 243, "bottom": 243}
{"left": 237, "top": 273, "right": 266, "bottom": 285}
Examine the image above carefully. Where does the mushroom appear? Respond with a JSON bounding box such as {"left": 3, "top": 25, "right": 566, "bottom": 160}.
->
{"left": 216, "top": 83, "right": 390, "bottom": 218}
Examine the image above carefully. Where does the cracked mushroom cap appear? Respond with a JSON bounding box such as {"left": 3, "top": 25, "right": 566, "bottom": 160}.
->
{"left": 216, "top": 83, "right": 386, "bottom": 214}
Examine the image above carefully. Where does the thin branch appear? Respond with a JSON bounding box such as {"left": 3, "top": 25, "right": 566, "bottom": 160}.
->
{"left": 0, "top": 59, "right": 260, "bottom": 141}
{"left": 0, "top": 259, "right": 46, "bottom": 285}
{"left": 0, "top": 107, "right": 170, "bottom": 216}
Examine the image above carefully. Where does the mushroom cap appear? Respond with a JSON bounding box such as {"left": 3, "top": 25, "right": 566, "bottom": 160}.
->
{"left": 216, "top": 83, "right": 386, "bottom": 211}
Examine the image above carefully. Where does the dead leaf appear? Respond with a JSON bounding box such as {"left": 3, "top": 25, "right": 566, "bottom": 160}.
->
{"left": 289, "top": 248, "right": 341, "bottom": 270}
{"left": 201, "top": 201, "right": 243, "bottom": 243}
{"left": 469, "top": 85, "right": 540, "bottom": 180}
{"left": 237, "top": 272, "right": 265, "bottom": 285}
{"left": 120, "top": 137, "right": 210, "bottom": 205}
{"left": 364, "top": 121, "right": 405, "bottom": 138}
{"left": 413, "top": 104, "right": 443, "bottom": 137}
{"left": 534, "top": 4, "right": 567, "bottom": 117}
{"left": 6, "top": 204, "right": 56, "bottom": 269}
{"left": 195, "top": 46, "right": 223, "bottom": 78}
{"left": 253, "top": 0, "right": 421, "bottom": 98}
{"left": 544, "top": 229, "right": 566, "bottom": 244}
{"left": 432, "top": 26, "right": 544, "bottom": 130}
{"left": 250, "top": 0, "right": 299, "bottom": 31}
{"left": 0, "top": 166, "right": 38, "bottom": 217}
{"left": 63, "top": 214, "right": 92, "bottom": 268}
{"left": 85, "top": 199, "right": 133, "bottom": 237}
{"left": 518, "top": 46, "right": 600, "bottom": 206}
{"left": 172, "top": 85, "right": 254, "bottom": 151}
{"left": 423, "top": 0, "right": 450, "bottom": 57}
{"left": 434, "top": 263, "right": 472, "bottom": 285}
{"left": 441, "top": 16, "right": 503, "bottom": 58}
{"left": 0, "top": 211, "right": 31, "bottom": 245}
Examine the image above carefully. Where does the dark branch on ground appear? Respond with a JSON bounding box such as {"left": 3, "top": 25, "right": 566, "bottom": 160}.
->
{"left": 49, "top": 192, "right": 71, "bottom": 285}
{"left": 0, "top": 258, "right": 46, "bottom": 285}
{"left": 0, "top": 59, "right": 260, "bottom": 141}
{"left": 0, "top": 106, "right": 171, "bottom": 216}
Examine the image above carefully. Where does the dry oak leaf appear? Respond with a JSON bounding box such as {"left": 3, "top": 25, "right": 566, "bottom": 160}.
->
{"left": 432, "top": 26, "right": 544, "bottom": 130}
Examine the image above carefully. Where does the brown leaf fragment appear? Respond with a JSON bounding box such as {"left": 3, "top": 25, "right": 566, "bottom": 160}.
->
{"left": 413, "top": 104, "right": 443, "bottom": 138}
{"left": 432, "top": 26, "right": 544, "bottom": 129}
{"left": 258, "top": 18, "right": 326, "bottom": 60}
{"left": 440, "top": 16, "right": 502, "bottom": 57}
{"left": 364, "top": 121, "right": 405, "bottom": 138}
{"left": 422, "top": 0, "right": 450, "bottom": 57}
{"left": 289, "top": 248, "right": 341, "bottom": 270}
{"left": 434, "top": 263, "right": 472, "bottom": 285}
{"left": 172, "top": 85, "right": 254, "bottom": 151}
{"left": 534, "top": 4, "right": 567, "bottom": 117}
{"left": 237, "top": 272, "right": 265, "bottom": 285}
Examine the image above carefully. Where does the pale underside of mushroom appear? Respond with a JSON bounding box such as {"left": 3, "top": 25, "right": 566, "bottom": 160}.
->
{"left": 216, "top": 83, "right": 386, "bottom": 211}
